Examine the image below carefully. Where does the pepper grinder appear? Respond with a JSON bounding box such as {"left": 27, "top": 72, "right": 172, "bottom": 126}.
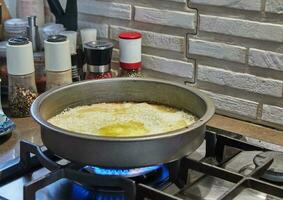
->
{"left": 84, "top": 40, "right": 113, "bottom": 80}
{"left": 6, "top": 37, "right": 38, "bottom": 117}
{"left": 44, "top": 35, "right": 72, "bottom": 90}
{"left": 80, "top": 28, "right": 97, "bottom": 77}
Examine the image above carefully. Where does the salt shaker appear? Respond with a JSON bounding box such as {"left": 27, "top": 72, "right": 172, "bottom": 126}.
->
{"left": 119, "top": 32, "right": 143, "bottom": 78}
{"left": 45, "top": 35, "right": 72, "bottom": 90}
{"left": 84, "top": 40, "right": 113, "bottom": 80}
{"left": 6, "top": 37, "right": 38, "bottom": 117}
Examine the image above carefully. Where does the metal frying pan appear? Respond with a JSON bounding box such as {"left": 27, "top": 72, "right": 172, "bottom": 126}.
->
{"left": 31, "top": 78, "right": 215, "bottom": 168}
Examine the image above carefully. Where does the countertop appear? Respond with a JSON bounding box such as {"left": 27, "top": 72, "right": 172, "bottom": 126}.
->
{"left": 0, "top": 115, "right": 283, "bottom": 164}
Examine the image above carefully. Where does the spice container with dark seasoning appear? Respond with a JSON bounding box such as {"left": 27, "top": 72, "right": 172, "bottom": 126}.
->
{"left": 44, "top": 35, "right": 72, "bottom": 90}
{"left": 0, "top": 41, "right": 8, "bottom": 92}
{"left": 60, "top": 31, "right": 80, "bottom": 82}
{"left": 34, "top": 52, "right": 46, "bottom": 93}
{"left": 6, "top": 37, "right": 38, "bottom": 117}
{"left": 84, "top": 40, "right": 113, "bottom": 80}
{"left": 119, "top": 32, "right": 143, "bottom": 78}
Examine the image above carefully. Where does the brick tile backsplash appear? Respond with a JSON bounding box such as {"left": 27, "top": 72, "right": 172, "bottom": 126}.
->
{"left": 188, "top": 39, "right": 246, "bottom": 63}
{"left": 78, "top": 0, "right": 283, "bottom": 129}
{"left": 135, "top": 6, "right": 196, "bottom": 30}
{"left": 190, "top": 0, "right": 262, "bottom": 11}
{"left": 142, "top": 54, "right": 195, "bottom": 79}
{"left": 201, "top": 90, "right": 259, "bottom": 119}
{"left": 262, "top": 104, "right": 283, "bottom": 125}
{"left": 199, "top": 14, "right": 283, "bottom": 42}
{"left": 78, "top": 0, "right": 132, "bottom": 20}
{"left": 198, "top": 65, "right": 283, "bottom": 97}
{"left": 249, "top": 49, "right": 283, "bottom": 71}
{"left": 265, "top": 0, "right": 283, "bottom": 14}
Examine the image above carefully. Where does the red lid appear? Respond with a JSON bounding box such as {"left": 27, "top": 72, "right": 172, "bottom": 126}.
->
{"left": 119, "top": 32, "right": 142, "bottom": 40}
{"left": 120, "top": 62, "right": 142, "bottom": 70}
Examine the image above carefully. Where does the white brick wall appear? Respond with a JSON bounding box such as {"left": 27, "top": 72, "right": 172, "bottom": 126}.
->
{"left": 142, "top": 54, "right": 194, "bottom": 78}
{"left": 266, "top": 0, "right": 283, "bottom": 14}
{"left": 198, "top": 65, "right": 283, "bottom": 97}
{"left": 78, "top": 0, "right": 283, "bottom": 130}
{"left": 78, "top": 0, "right": 132, "bottom": 20}
{"left": 200, "top": 14, "right": 283, "bottom": 42}
{"left": 201, "top": 90, "right": 259, "bottom": 119}
{"left": 189, "top": 39, "right": 246, "bottom": 63}
{"left": 110, "top": 25, "right": 185, "bottom": 52}
{"left": 249, "top": 49, "right": 283, "bottom": 71}
{"left": 190, "top": 0, "right": 262, "bottom": 11}
{"left": 262, "top": 105, "right": 283, "bottom": 125}
{"left": 135, "top": 6, "right": 196, "bottom": 29}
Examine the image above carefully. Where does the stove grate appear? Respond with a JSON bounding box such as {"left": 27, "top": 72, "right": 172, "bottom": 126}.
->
{"left": 1, "top": 130, "right": 283, "bottom": 200}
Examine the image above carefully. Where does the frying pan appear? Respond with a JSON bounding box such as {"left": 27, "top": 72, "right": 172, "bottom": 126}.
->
{"left": 31, "top": 78, "right": 215, "bottom": 168}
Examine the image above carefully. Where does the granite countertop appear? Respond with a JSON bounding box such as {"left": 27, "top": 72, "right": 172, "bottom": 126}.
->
{"left": 0, "top": 115, "right": 283, "bottom": 164}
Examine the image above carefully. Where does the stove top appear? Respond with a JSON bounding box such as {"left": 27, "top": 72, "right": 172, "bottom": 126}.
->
{"left": 0, "top": 128, "right": 283, "bottom": 200}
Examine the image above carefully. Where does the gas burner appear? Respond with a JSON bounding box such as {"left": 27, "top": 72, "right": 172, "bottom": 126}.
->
{"left": 85, "top": 165, "right": 161, "bottom": 177}
{"left": 254, "top": 151, "right": 283, "bottom": 183}
{"left": 84, "top": 165, "right": 169, "bottom": 188}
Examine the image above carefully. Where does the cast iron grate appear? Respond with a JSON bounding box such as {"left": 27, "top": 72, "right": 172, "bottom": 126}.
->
{"left": 0, "top": 130, "right": 283, "bottom": 200}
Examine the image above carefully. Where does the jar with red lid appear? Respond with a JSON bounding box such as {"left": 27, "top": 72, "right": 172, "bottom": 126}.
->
{"left": 84, "top": 40, "right": 113, "bottom": 80}
{"left": 119, "top": 32, "right": 143, "bottom": 78}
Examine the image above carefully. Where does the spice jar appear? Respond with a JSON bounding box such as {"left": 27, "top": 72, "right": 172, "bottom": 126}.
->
{"left": 45, "top": 35, "right": 72, "bottom": 90}
{"left": 4, "top": 18, "right": 28, "bottom": 40}
{"left": 0, "top": 42, "right": 8, "bottom": 92}
{"left": 119, "top": 32, "right": 143, "bottom": 78}
{"left": 6, "top": 37, "right": 38, "bottom": 117}
{"left": 80, "top": 28, "right": 97, "bottom": 77}
{"left": 60, "top": 31, "right": 80, "bottom": 82}
{"left": 34, "top": 52, "right": 46, "bottom": 93}
{"left": 84, "top": 40, "right": 113, "bottom": 80}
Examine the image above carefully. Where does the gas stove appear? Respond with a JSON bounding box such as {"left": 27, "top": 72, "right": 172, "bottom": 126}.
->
{"left": 0, "top": 128, "right": 283, "bottom": 200}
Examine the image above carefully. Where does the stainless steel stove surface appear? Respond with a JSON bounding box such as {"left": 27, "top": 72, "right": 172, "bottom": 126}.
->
{"left": 0, "top": 128, "right": 283, "bottom": 200}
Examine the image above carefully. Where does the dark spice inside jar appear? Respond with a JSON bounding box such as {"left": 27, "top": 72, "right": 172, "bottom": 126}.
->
{"left": 120, "top": 68, "right": 143, "bottom": 78}
{"left": 9, "top": 86, "right": 37, "bottom": 117}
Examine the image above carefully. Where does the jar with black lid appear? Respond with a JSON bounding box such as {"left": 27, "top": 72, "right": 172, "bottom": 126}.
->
{"left": 6, "top": 37, "right": 38, "bottom": 117}
{"left": 84, "top": 40, "right": 113, "bottom": 80}
{"left": 44, "top": 35, "right": 72, "bottom": 90}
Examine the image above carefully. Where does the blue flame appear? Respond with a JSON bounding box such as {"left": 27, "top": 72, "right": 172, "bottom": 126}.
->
{"left": 86, "top": 165, "right": 161, "bottom": 177}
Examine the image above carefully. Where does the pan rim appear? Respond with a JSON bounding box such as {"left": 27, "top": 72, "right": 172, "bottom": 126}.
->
{"left": 31, "top": 78, "right": 215, "bottom": 142}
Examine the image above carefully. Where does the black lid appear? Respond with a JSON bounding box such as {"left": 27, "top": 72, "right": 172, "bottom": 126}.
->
{"left": 8, "top": 37, "right": 29, "bottom": 46}
{"left": 84, "top": 40, "right": 113, "bottom": 66}
{"left": 47, "top": 35, "right": 67, "bottom": 43}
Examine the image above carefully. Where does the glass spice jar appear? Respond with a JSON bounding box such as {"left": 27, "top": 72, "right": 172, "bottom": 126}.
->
{"left": 6, "top": 37, "right": 38, "bottom": 118}
{"left": 119, "top": 32, "right": 143, "bottom": 78}
{"left": 0, "top": 42, "right": 8, "bottom": 92}
{"left": 84, "top": 40, "right": 113, "bottom": 80}
{"left": 44, "top": 35, "right": 72, "bottom": 90}
{"left": 34, "top": 52, "right": 46, "bottom": 93}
